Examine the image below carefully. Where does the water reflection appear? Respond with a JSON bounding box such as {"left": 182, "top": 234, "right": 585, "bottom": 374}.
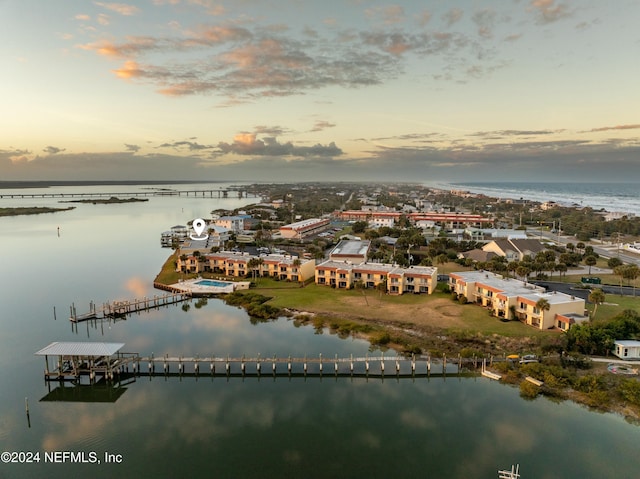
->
{"left": 2, "top": 184, "right": 640, "bottom": 479}
{"left": 40, "top": 383, "right": 128, "bottom": 403}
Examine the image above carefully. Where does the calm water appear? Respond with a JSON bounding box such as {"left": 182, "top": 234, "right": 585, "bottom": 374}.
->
{"left": 1, "top": 183, "right": 639, "bottom": 478}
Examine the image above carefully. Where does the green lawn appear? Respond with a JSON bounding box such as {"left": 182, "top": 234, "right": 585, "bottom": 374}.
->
{"left": 588, "top": 294, "right": 640, "bottom": 321}
{"left": 154, "top": 254, "right": 639, "bottom": 337}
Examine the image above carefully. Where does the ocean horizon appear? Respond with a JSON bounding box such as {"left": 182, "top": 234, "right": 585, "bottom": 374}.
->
{"left": 445, "top": 181, "right": 640, "bottom": 217}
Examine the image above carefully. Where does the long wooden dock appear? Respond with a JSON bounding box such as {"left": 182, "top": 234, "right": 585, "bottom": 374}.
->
{"left": 43, "top": 353, "right": 493, "bottom": 382}
{"left": 36, "top": 339, "right": 502, "bottom": 384}
{"left": 69, "top": 292, "right": 190, "bottom": 322}
{"left": 0, "top": 189, "right": 259, "bottom": 199}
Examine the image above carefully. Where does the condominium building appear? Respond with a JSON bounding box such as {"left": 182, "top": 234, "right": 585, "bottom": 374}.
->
{"left": 176, "top": 251, "right": 315, "bottom": 282}
{"left": 335, "top": 210, "right": 491, "bottom": 228}
{"left": 315, "top": 260, "right": 437, "bottom": 295}
{"left": 449, "top": 271, "right": 586, "bottom": 330}
{"left": 329, "top": 240, "right": 371, "bottom": 263}
{"left": 212, "top": 215, "right": 249, "bottom": 233}
{"left": 279, "top": 218, "right": 330, "bottom": 239}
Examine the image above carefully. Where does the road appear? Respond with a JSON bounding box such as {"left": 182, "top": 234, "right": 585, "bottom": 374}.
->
{"left": 534, "top": 229, "right": 640, "bottom": 267}
{"left": 533, "top": 280, "right": 639, "bottom": 299}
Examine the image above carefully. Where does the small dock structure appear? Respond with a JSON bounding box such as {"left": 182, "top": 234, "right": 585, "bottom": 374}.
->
{"left": 498, "top": 464, "right": 520, "bottom": 479}
{"left": 35, "top": 342, "right": 139, "bottom": 381}
{"left": 481, "top": 358, "right": 502, "bottom": 381}
{"left": 69, "top": 291, "right": 190, "bottom": 322}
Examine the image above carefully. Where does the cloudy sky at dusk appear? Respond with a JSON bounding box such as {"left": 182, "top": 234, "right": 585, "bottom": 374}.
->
{"left": 1, "top": 0, "right": 639, "bottom": 182}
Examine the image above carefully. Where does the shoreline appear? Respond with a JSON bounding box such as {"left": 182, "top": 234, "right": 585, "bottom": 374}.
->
{"left": 445, "top": 180, "right": 640, "bottom": 216}
{"left": 154, "top": 255, "right": 640, "bottom": 422}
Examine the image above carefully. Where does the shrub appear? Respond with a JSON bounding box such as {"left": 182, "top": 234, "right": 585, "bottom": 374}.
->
{"left": 520, "top": 380, "right": 540, "bottom": 399}
{"left": 584, "top": 390, "right": 610, "bottom": 408}
{"left": 458, "top": 295, "right": 468, "bottom": 304}
{"left": 619, "top": 379, "right": 640, "bottom": 406}
{"left": 573, "top": 374, "right": 604, "bottom": 393}
{"left": 459, "top": 348, "right": 483, "bottom": 358}
{"left": 402, "top": 344, "right": 422, "bottom": 355}
{"left": 312, "top": 315, "right": 328, "bottom": 327}
{"left": 370, "top": 331, "right": 391, "bottom": 345}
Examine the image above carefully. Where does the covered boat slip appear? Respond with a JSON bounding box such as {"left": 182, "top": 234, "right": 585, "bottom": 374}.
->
{"left": 35, "top": 342, "right": 139, "bottom": 382}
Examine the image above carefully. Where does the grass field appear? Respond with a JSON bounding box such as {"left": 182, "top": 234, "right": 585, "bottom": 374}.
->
{"left": 154, "top": 254, "right": 640, "bottom": 342}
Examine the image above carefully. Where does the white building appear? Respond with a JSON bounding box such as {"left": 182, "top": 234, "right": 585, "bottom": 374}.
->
{"left": 613, "top": 340, "right": 640, "bottom": 360}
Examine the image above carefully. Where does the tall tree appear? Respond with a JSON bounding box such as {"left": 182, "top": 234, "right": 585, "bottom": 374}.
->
{"left": 607, "top": 257, "right": 623, "bottom": 269}
{"left": 588, "top": 288, "right": 606, "bottom": 319}
{"left": 584, "top": 255, "right": 597, "bottom": 275}
{"left": 535, "top": 298, "right": 551, "bottom": 326}
{"left": 516, "top": 265, "right": 531, "bottom": 281}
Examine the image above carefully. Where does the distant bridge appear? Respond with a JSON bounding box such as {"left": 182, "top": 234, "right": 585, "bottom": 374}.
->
{"left": 0, "top": 189, "right": 259, "bottom": 199}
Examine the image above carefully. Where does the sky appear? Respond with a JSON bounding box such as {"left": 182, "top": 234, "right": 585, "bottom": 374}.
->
{"left": 1, "top": 0, "right": 639, "bottom": 183}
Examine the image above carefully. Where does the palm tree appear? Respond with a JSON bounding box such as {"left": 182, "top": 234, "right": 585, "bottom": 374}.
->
{"left": 584, "top": 255, "right": 597, "bottom": 275}
{"left": 616, "top": 264, "right": 640, "bottom": 296}
{"left": 247, "top": 258, "right": 261, "bottom": 283}
{"left": 436, "top": 253, "right": 449, "bottom": 267}
{"left": 507, "top": 261, "right": 519, "bottom": 278}
{"left": 628, "top": 264, "right": 639, "bottom": 296}
{"left": 588, "top": 288, "right": 606, "bottom": 319}
{"left": 515, "top": 265, "right": 531, "bottom": 281}
{"left": 614, "top": 264, "right": 626, "bottom": 295}
{"left": 535, "top": 298, "right": 551, "bottom": 327}
{"left": 555, "top": 262, "right": 567, "bottom": 280}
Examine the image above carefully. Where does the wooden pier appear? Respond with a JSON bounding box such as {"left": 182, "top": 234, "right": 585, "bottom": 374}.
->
{"left": 0, "top": 189, "right": 259, "bottom": 199}
{"left": 37, "top": 347, "right": 489, "bottom": 383}
{"left": 69, "top": 292, "right": 190, "bottom": 322}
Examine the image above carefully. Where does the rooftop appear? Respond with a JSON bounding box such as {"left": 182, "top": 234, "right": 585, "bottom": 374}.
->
{"left": 330, "top": 239, "right": 371, "bottom": 257}
{"left": 451, "top": 270, "right": 544, "bottom": 295}
{"left": 35, "top": 342, "right": 125, "bottom": 357}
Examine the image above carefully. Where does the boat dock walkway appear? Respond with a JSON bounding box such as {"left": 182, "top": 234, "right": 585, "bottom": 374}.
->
{"left": 39, "top": 351, "right": 494, "bottom": 382}
{"left": 69, "top": 291, "right": 190, "bottom": 322}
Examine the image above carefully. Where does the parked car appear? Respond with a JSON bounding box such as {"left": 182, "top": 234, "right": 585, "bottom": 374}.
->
{"left": 519, "top": 354, "right": 539, "bottom": 364}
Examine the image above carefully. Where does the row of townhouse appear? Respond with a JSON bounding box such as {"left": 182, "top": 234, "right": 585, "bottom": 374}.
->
{"left": 315, "top": 260, "right": 437, "bottom": 295}
{"left": 449, "top": 271, "right": 587, "bottom": 330}
{"left": 176, "top": 251, "right": 316, "bottom": 282}
{"left": 279, "top": 218, "right": 331, "bottom": 239}
{"left": 335, "top": 210, "right": 491, "bottom": 228}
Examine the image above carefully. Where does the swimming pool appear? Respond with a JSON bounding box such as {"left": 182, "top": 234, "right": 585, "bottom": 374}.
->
{"left": 195, "top": 279, "right": 233, "bottom": 287}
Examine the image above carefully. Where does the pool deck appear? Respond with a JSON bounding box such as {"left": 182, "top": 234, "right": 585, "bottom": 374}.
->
{"left": 168, "top": 277, "right": 250, "bottom": 296}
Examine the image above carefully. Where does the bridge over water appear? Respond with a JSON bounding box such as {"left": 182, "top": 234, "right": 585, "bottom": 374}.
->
{"left": 0, "top": 189, "right": 259, "bottom": 199}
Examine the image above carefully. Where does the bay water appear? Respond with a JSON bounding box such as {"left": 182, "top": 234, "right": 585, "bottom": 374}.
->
{"left": 1, "top": 183, "right": 639, "bottom": 478}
